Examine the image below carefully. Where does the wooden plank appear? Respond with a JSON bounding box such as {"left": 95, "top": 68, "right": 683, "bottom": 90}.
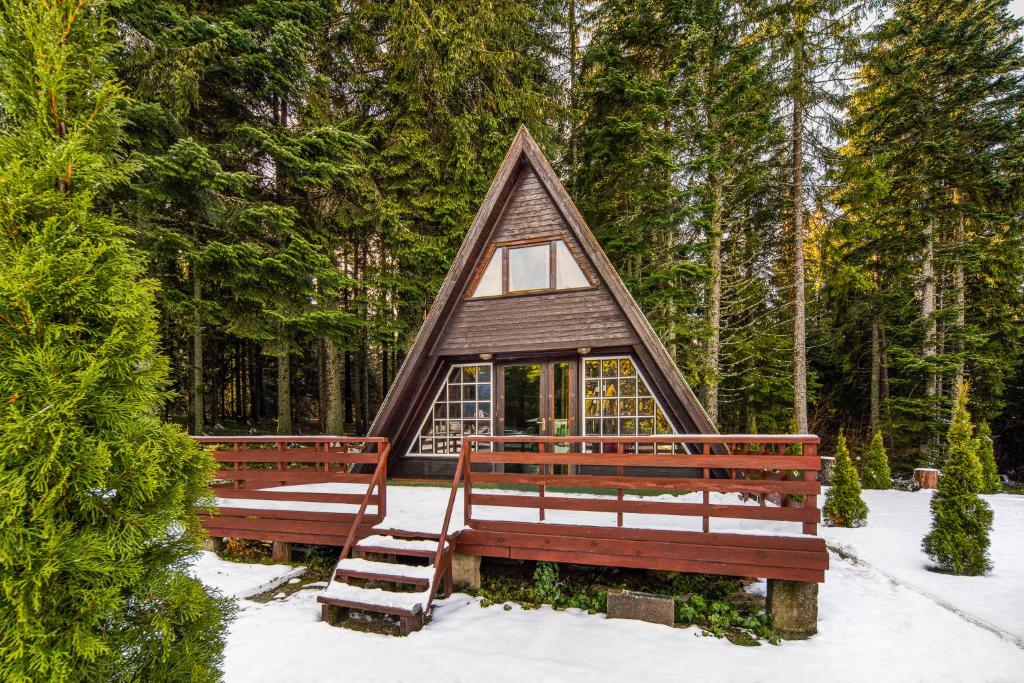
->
{"left": 467, "top": 453, "right": 820, "bottom": 470}
{"left": 200, "top": 508, "right": 368, "bottom": 523}
{"left": 503, "top": 547, "right": 824, "bottom": 582}
{"left": 213, "top": 470, "right": 373, "bottom": 485}
{"left": 471, "top": 435, "right": 819, "bottom": 445}
{"left": 466, "top": 519, "right": 826, "bottom": 553}
{"left": 195, "top": 435, "right": 387, "bottom": 444}
{"left": 457, "top": 530, "right": 829, "bottom": 570}
{"left": 469, "top": 472, "right": 820, "bottom": 495}
{"left": 200, "top": 516, "right": 364, "bottom": 536}
{"left": 212, "top": 451, "right": 381, "bottom": 464}
{"left": 469, "top": 493, "right": 820, "bottom": 523}
{"left": 203, "top": 525, "right": 376, "bottom": 547}
{"left": 211, "top": 489, "right": 373, "bottom": 506}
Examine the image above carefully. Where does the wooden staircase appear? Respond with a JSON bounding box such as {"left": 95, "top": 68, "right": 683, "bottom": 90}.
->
{"left": 318, "top": 531, "right": 453, "bottom": 635}
{"left": 317, "top": 445, "right": 466, "bottom": 636}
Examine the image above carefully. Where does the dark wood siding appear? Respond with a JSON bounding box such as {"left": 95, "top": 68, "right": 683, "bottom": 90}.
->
{"left": 436, "top": 289, "right": 637, "bottom": 355}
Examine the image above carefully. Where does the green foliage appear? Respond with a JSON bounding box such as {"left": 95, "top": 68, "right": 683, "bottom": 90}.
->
{"left": 976, "top": 422, "right": 1002, "bottom": 494}
{"left": 675, "top": 594, "right": 779, "bottom": 645}
{"left": 861, "top": 431, "right": 893, "bottom": 490}
{"left": 923, "top": 384, "right": 993, "bottom": 575}
{"left": 0, "top": 1, "right": 231, "bottom": 680}
{"left": 823, "top": 432, "right": 869, "bottom": 527}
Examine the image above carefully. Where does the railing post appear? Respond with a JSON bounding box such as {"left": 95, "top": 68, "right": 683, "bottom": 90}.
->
{"left": 702, "top": 441, "right": 711, "bottom": 533}
{"left": 378, "top": 441, "right": 388, "bottom": 522}
{"left": 803, "top": 440, "right": 818, "bottom": 535}
{"left": 233, "top": 441, "right": 241, "bottom": 490}
{"left": 538, "top": 440, "right": 546, "bottom": 522}
{"left": 462, "top": 439, "right": 473, "bottom": 526}
{"left": 616, "top": 442, "right": 624, "bottom": 527}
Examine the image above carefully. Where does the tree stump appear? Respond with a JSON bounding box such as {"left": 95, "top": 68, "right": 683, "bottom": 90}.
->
{"left": 914, "top": 468, "right": 939, "bottom": 490}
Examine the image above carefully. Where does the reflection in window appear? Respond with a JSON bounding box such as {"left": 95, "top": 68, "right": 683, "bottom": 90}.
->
{"left": 470, "top": 239, "right": 591, "bottom": 297}
{"left": 508, "top": 244, "right": 550, "bottom": 291}
{"left": 415, "top": 363, "right": 493, "bottom": 456}
{"left": 475, "top": 250, "right": 503, "bottom": 296}
{"left": 555, "top": 240, "right": 589, "bottom": 289}
{"left": 583, "top": 357, "right": 673, "bottom": 436}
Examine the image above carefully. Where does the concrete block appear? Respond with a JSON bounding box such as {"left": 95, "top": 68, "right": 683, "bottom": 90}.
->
{"left": 451, "top": 553, "right": 481, "bottom": 589}
{"left": 606, "top": 589, "right": 675, "bottom": 626}
{"left": 767, "top": 579, "right": 818, "bottom": 640}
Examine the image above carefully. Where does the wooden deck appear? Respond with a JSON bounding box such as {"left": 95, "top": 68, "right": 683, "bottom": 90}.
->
{"left": 196, "top": 436, "right": 388, "bottom": 546}
{"left": 196, "top": 434, "right": 827, "bottom": 583}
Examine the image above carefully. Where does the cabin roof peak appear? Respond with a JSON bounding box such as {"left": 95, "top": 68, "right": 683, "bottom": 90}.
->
{"left": 369, "top": 128, "right": 716, "bottom": 466}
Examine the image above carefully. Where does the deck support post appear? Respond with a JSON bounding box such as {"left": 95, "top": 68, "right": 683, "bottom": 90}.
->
{"left": 766, "top": 579, "right": 818, "bottom": 639}
{"left": 272, "top": 541, "right": 292, "bottom": 563}
{"left": 321, "top": 603, "right": 348, "bottom": 626}
{"left": 451, "top": 553, "right": 481, "bottom": 590}
{"left": 203, "top": 536, "right": 227, "bottom": 553}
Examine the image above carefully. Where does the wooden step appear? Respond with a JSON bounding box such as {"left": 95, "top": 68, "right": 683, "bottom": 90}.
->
{"left": 317, "top": 582, "right": 430, "bottom": 617}
{"left": 354, "top": 534, "right": 446, "bottom": 559}
{"left": 335, "top": 558, "right": 434, "bottom": 588}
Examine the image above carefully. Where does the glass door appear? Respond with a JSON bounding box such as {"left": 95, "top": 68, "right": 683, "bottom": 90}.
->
{"left": 498, "top": 359, "right": 576, "bottom": 470}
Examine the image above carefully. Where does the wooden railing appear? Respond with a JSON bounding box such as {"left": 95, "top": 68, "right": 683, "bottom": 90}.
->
{"left": 195, "top": 436, "right": 389, "bottom": 545}
{"left": 425, "top": 444, "right": 467, "bottom": 612}
{"left": 460, "top": 435, "right": 821, "bottom": 536}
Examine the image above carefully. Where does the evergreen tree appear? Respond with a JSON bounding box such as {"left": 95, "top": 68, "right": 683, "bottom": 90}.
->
{"left": 861, "top": 431, "right": 893, "bottom": 490}
{"left": 823, "top": 432, "right": 869, "bottom": 527}
{"left": 923, "top": 383, "right": 993, "bottom": 575}
{"left": 828, "top": 0, "right": 1024, "bottom": 461}
{"left": 0, "top": 1, "right": 230, "bottom": 680}
{"left": 575, "top": 0, "right": 710, "bottom": 380}
{"left": 976, "top": 421, "right": 1001, "bottom": 494}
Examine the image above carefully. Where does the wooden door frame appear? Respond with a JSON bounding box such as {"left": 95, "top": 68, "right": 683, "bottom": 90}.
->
{"left": 495, "top": 355, "right": 578, "bottom": 439}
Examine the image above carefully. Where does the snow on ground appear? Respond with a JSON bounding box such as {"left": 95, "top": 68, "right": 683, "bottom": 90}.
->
{"left": 822, "top": 489, "right": 1024, "bottom": 644}
{"left": 188, "top": 551, "right": 304, "bottom": 600}
{"left": 190, "top": 488, "right": 1024, "bottom": 682}
{"left": 213, "top": 552, "right": 1024, "bottom": 683}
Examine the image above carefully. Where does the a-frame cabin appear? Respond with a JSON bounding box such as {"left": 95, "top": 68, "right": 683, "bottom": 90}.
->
{"left": 371, "top": 127, "right": 717, "bottom": 479}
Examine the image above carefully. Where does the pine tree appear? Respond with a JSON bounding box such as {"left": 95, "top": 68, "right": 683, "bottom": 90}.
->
{"left": 861, "top": 431, "right": 893, "bottom": 490}
{"left": 922, "top": 383, "right": 993, "bottom": 575}
{"left": 828, "top": 0, "right": 1024, "bottom": 460}
{"left": 976, "top": 421, "right": 1001, "bottom": 494}
{"left": 823, "top": 432, "right": 869, "bottom": 527}
{"left": 575, "top": 0, "right": 711, "bottom": 380}
{"left": 0, "top": 2, "right": 231, "bottom": 680}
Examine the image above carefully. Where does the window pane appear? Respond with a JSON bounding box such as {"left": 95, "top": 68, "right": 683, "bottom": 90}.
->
{"left": 508, "top": 244, "right": 550, "bottom": 291}
{"left": 415, "top": 363, "right": 492, "bottom": 455}
{"left": 555, "top": 240, "right": 589, "bottom": 289}
{"left": 472, "top": 248, "right": 503, "bottom": 297}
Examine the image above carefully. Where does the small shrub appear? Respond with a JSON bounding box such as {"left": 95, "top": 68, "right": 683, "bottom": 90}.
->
{"left": 675, "top": 595, "right": 778, "bottom": 645}
{"left": 861, "top": 431, "right": 893, "bottom": 490}
{"left": 823, "top": 431, "right": 869, "bottom": 527}
{"left": 922, "top": 383, "right": 993, "bottom": 575}
{"left": 976, "top": 422, "right": 1001, "bottom": 494}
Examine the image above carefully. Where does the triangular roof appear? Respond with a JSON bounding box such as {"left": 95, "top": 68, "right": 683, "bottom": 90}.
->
{"left": 370, "top": 126, "right": 716, "bottom": 457}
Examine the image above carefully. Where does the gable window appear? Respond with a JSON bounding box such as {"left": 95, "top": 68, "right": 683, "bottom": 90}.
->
{"left": 470, "top": 239, "right": 590, "bottom": 297}
{"left": 414, "top": 363, "right": 493, "bottom": 456}
{"left": 582, "top": 356, "right": 674, "bottom": 437}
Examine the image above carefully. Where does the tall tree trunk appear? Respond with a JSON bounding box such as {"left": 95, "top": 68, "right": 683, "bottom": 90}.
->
{"left": 791, "top": 63, "right": 808, "bottom": 433}
{"left": 921, "top": 213, "right": 937, "bottom": 461}
{"left": 870, "top": 318, "right": 881, "bottom": 432}
{"left": 324, "top": 339, "right": 344, "bottom": 434}
{"left": 953, "top": 194, "right": 966, "bottom": 389}
{"left": 706, "top": 178, "right": 723, "bottom": 425}
{"left": 192, "top": 265, "right": 204, "bottom": 435}
{"left": 567, "top": 0, "right": 579, "bottom": 181}
{"left": 277, "top": 353, "right": 292, "bottom": 434}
